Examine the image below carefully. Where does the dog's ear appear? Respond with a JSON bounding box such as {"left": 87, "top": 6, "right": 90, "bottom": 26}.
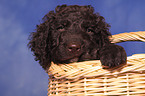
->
{"left": 94, "top": 13, "right": 111, "bottom": 47}
{"left": 28, "top": 11, "right": 55, "bottom": 70}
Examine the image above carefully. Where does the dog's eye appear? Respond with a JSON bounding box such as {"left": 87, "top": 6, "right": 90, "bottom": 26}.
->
{"left": 57, "top": 26, "right": 65, "bottom": 31}
{"left": 87, "top": 28, "right": 94, "bottom": 33}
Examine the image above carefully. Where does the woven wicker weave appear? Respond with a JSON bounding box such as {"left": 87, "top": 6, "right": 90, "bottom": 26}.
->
{"left": 47, "top": 31, "right": 145, "bottom": 96}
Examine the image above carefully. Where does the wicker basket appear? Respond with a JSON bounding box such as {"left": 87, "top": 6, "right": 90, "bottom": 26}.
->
{"left": 47, "top": 31, "right": 145, "bottom": 96}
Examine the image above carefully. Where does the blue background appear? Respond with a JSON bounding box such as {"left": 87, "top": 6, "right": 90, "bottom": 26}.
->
{"left": 0, "top": 0, "right": 145, "bottom": 96}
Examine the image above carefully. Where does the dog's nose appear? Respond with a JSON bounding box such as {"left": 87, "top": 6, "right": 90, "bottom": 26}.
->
{"left": 68, "top": 43, "right": 81, "bottom": 52}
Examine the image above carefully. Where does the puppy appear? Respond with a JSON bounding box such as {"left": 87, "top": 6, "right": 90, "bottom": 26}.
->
{"left": 28, "top": 5, "right": 127, "bottom": 70}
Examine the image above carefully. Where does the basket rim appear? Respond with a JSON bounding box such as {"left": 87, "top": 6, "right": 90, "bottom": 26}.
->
{"left": 48, "top": 54, "right": 145, "bottom": 79}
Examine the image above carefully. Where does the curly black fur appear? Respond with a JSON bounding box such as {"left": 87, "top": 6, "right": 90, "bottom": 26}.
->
{"left": 28, "top": 5, "right": 127, "bottom": 70}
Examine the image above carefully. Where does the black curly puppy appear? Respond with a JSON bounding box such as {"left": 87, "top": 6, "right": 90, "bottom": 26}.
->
{"left": 28, "top": 5, "right": 127, "bottom": 70}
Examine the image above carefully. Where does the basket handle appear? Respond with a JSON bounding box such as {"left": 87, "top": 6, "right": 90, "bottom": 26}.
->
{"left": 110, "top": 31, "right": 145, "bottom": 43}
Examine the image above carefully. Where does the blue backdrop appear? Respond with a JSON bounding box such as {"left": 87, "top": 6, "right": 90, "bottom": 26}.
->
{"left": 0, "top": 0, "right": 145, "bottom": 96}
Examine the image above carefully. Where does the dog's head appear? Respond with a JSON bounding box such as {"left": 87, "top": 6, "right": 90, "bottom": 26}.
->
{"left": 28, "top": 5, "right": 111, "bottom": 70}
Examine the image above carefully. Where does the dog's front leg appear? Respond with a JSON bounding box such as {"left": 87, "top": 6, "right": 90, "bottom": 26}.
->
{"left": 99, "top": 44, "right": 127, "bottom": 68}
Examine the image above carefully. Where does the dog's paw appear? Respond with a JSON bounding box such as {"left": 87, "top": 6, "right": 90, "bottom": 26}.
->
{"left": 99, "top": 44, "right": 127, "bottom": 68}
